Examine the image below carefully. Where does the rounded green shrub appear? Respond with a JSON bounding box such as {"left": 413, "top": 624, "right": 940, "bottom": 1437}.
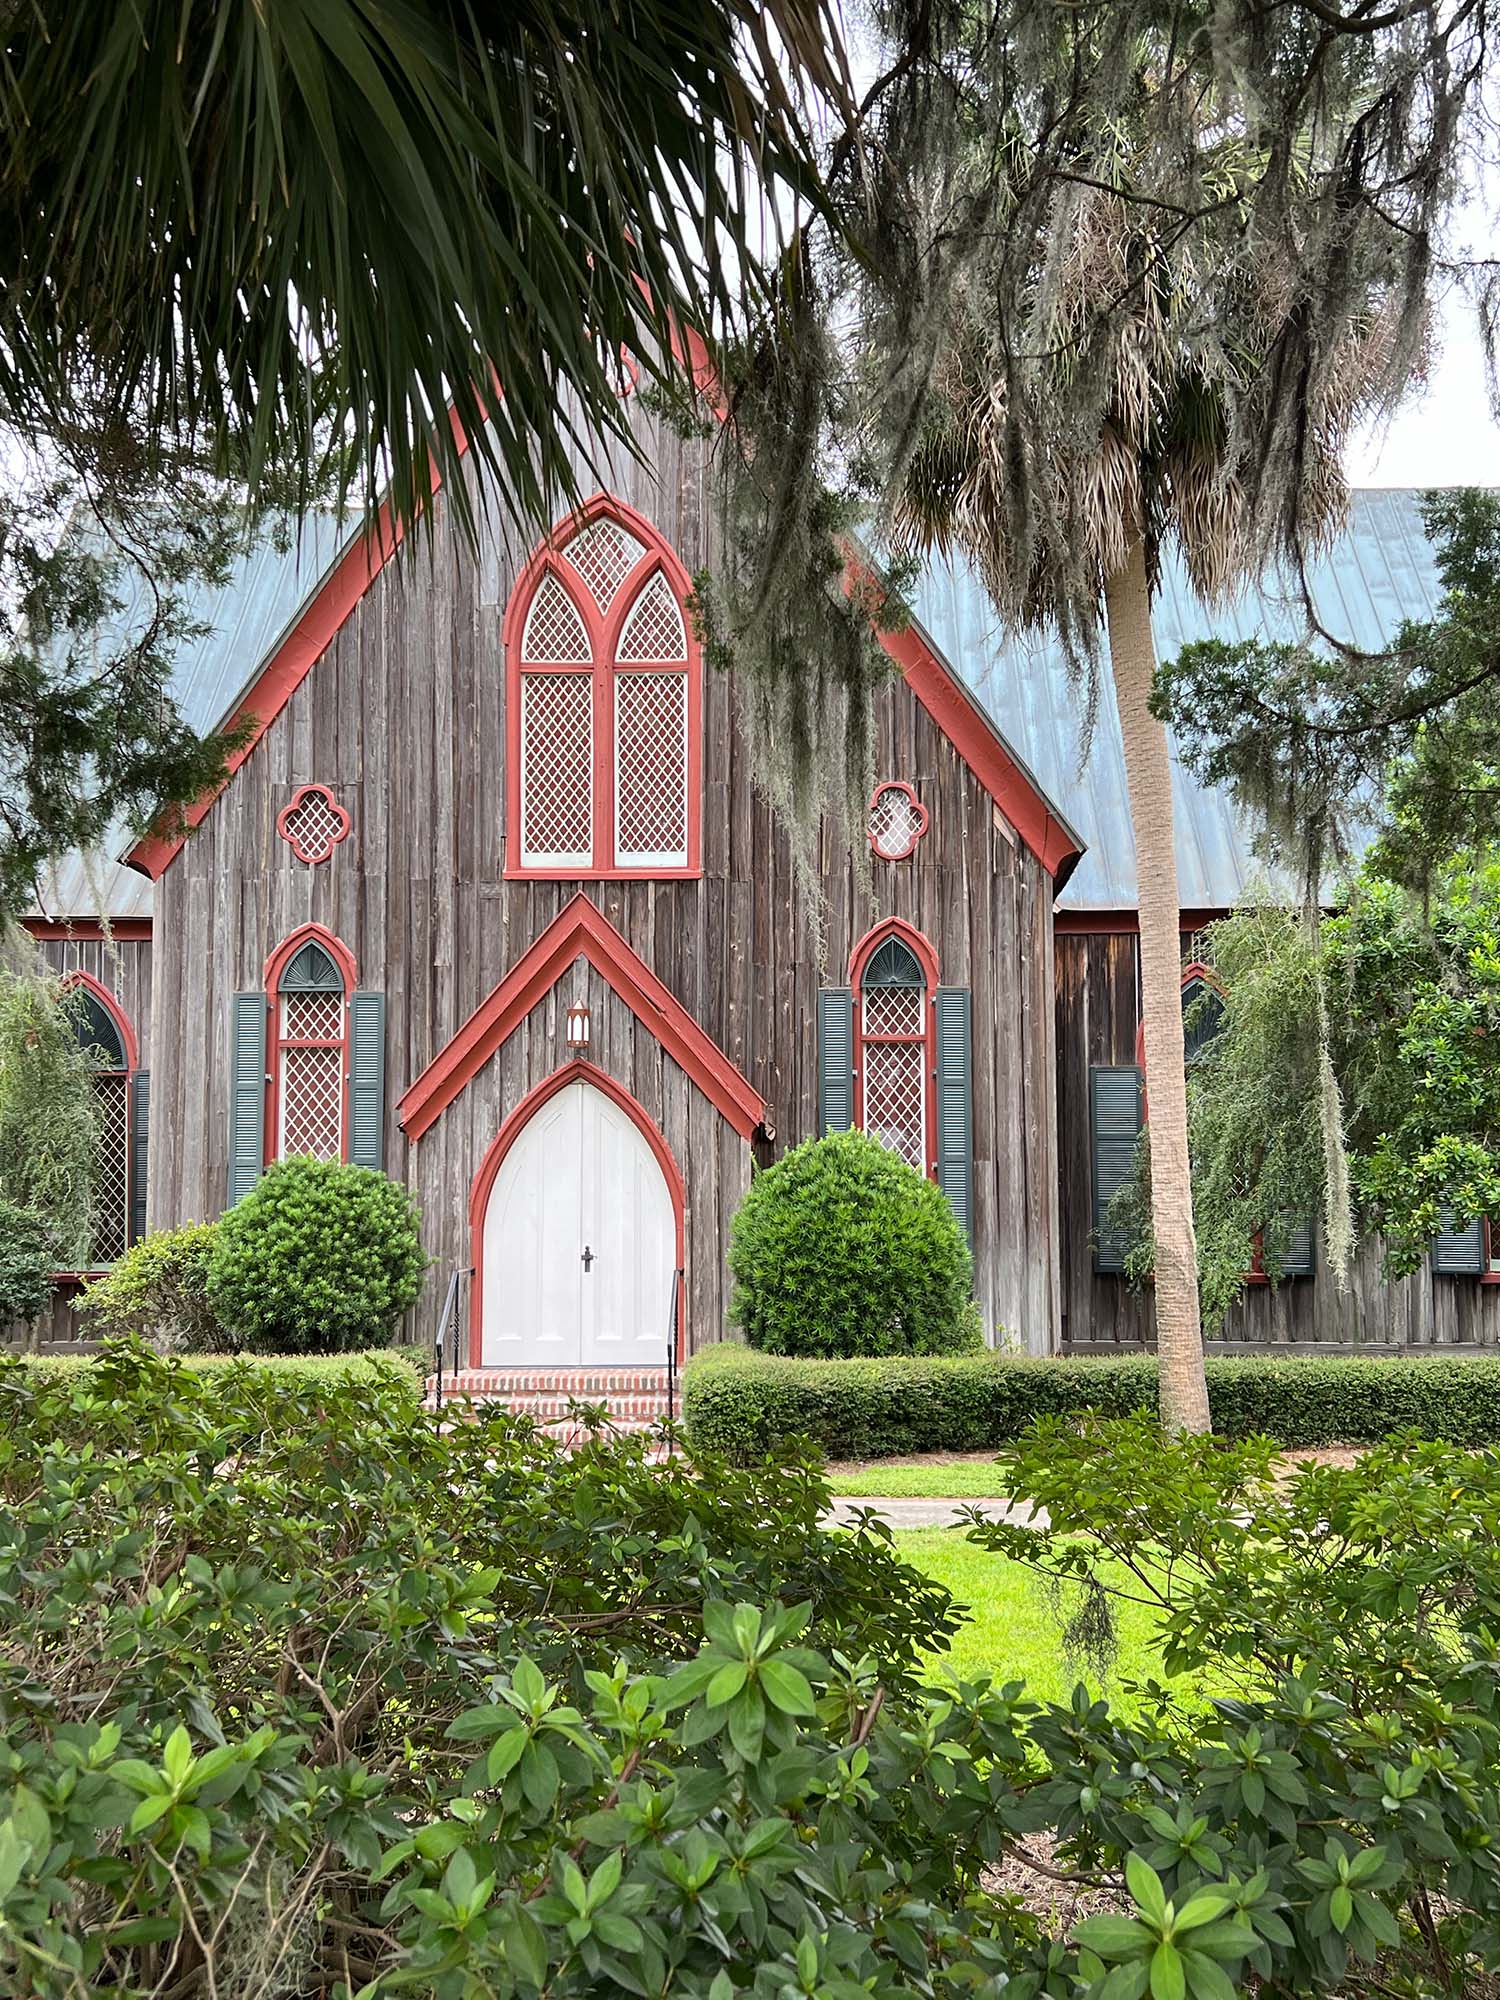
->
{"left": 727, "top": 1128, "right": 981, "bottom": 1357}
{"left": 0, "top": 1195, "right": 56, "bottom": 1326}
{"left": 207, "top": 1157, "right": 428, "bottom": 1353}
{"left": 79, "top": 1222, "right": 226, "bottom": 1352}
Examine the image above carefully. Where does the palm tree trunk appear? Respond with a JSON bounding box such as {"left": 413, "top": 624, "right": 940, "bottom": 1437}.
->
{"left": 1103, "top": 537, "right": 1212, "bottom": 1433}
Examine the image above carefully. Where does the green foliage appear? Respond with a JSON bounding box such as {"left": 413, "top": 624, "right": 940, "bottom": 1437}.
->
{"left": 1159, "top": 489, "right": 1500, "bottom": 897}
{"left": 14, "top": 1344, "right": 428, "bottom": 1385}
{"left": 727, "top": 1129, "right": 980, "bottom": 1357}
{"left": 1145, "top": 858, "right": 1500, "bottom": 1304}
{"left": 0, "top": 472, "right": 259, "bottom": 918}
{"left": 78, "top": 1223, "right": 224, "bottom": 1352}
{"left": 0, "top": 963, "right": 99, "bottom": 1269}
{"left": 684, "top": 1340, "right": 1500, "bottom": 1462}
{"left": 0, "top": 1197, "right": 57, "bottom": 1325}
{"left": 207, "top": 1157, "right": 428, "bottom": 1353}
{"left": 9, "top": 1346, "right": 1500, "bottom": 1995}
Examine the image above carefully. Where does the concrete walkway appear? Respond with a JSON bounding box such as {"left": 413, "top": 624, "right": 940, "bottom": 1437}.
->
{"left": 824, "top": 1496, "right": 1047, "bottom": 1530}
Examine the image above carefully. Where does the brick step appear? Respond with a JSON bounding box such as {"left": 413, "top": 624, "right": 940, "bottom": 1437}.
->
{"left": 439, "top": 1368, "right": 670, "bottom": 1396}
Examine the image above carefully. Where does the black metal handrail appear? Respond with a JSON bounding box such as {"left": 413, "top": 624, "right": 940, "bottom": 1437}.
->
{"left": 665, "top": 1265, "right": 684, "bottom": 1449}
{"left": 432, "top": 1268, "right": 467, "bottom": 1413}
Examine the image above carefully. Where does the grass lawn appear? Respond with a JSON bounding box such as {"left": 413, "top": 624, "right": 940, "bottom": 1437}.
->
{"left": 827, "top": 1455, "right": 1015, "bottom": 1498}
{"left": 896, "top": 1528, "right": 1203, "bottom": 1708}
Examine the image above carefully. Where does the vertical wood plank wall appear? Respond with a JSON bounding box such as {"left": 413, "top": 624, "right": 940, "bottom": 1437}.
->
{"left": 1055, "top": 931, "right": 1500, "bottom": 1347}
{"left": 149, "top": 410, "right": 1062, "bottom": 1352}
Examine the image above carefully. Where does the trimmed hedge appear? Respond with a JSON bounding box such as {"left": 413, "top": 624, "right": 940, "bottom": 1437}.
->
{"left": 12, "top": 1346, "right": 428, "bottom": 1387}
{"left": 682, "top": 1341, "right": 1500, "bottom": 1461}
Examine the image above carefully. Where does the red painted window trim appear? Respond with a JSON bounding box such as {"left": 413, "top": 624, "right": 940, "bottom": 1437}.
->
{"left": 503, "top": 493, "right": 702, "bottom": 881}
{"left": 467, "top": 1060, "right": 688, "bottom": 1368}
{"left": 263, "top": 924, "right": 358, "bottom": 1166}
{"left": 867, "top": 779, "right": 930, "bottom": 862}
{"left": 1484, "top": 1217, "right": 1500, "bottom": 1284}
{"left": 399, "top": 892, "right": 763, "bottom": 1141}
{"left": 58, "top": 973, "right": 137, "bottom": 1274}
{"left": 849, "top": 918, "right": 940, "bottom": 1181}
{"left": 60, "top": 970, "right": 139, "bottom": 1073}
{"left": 276, "top": 783, "right": 352, "bottom": 864}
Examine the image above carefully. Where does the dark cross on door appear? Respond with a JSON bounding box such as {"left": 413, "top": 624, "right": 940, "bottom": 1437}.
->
{"left": 581, "top": 1245, "right": 594, "bottom": 1272}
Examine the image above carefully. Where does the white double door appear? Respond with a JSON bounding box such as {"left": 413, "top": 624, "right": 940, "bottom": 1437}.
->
{"left": 481, "top": 1078, "right": 675, "bottom": 1367}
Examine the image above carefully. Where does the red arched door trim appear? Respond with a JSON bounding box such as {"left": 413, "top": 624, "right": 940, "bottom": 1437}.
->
{"left": 467, "top": 1060, "right": 688, "bottom": 1368}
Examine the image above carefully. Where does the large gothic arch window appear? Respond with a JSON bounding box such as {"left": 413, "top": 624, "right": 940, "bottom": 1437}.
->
{"left": 504, "top": 498, "right": 701, "bottom": 877}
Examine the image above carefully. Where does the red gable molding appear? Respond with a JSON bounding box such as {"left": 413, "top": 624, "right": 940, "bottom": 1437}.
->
{"left": 398, "top": 892, "right": 764, "bottom": 1142}
{"left": 126, "top": 409, "right": 475, "bottom": 883}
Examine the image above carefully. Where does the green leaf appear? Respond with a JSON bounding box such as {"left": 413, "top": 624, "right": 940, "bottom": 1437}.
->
{"left": 1173, "top": 1892, "right": 1234, "bottom": 1933}
{"left": 1149, "top": 1940, "right": 1185, "bottom": 2000}
{"left": 129, "top": 1794, "right": 171, "bottom": 1836}
{"left": 162, "top": 1725, "right": 193, "bottom": 1787}
{"left": 1126, "top": 1854, "right": 1169, "bottom": 1925}
{"left": 1330, "top": 1885, "right": 1353, "bottom": 1934}
{"left": 505, "top": 1907, "right": 549, "bottom": 1988}
{"left": 706, "top": 1660, "right": 749, "bottom": 1707}
{"left": 760, "top": 1659, "right": 816, "bottom": 1716}
{"left": 1076, "top": 1915, "right": 1152, "bottom": 1958}
{"left": 488, "top": 1727, "right": 530, "bottom": 1784}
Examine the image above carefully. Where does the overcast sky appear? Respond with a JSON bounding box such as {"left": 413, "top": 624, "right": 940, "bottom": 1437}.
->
{"left": 1346, "top": 279, "right": 1500, "bottom": 488}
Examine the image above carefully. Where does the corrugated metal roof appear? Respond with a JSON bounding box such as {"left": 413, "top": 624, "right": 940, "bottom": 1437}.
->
{"left": 33, "top": 514, "right": 354, "bottom": 920}
{"left": 37, "top": 486, "right": 1447, "bottom": 923}
{"left": 910, "top": 488, "right": 1445, "bottom": 909}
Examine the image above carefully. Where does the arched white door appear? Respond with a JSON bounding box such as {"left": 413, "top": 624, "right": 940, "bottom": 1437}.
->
{"left": 481, "top": 1078, "right": 676, "bottom": 1368}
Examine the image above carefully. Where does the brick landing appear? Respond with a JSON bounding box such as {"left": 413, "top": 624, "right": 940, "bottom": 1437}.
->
{"left": 426, "top": 1366, "right": 675, "bottom": 1439}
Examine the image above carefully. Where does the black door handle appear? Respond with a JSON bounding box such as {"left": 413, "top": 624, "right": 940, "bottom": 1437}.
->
{"left": 581, "top": 1245, "right": 594, "bottom": 1272}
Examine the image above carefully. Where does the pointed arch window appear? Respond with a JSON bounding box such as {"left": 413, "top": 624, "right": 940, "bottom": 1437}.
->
{"left": 854, "top": 927, "right": 939, "bottom": 1175}
{"left": 269, "top": 933, "right": 353, "bottom": 1162}
{"left": 62, "top": 975, "right": 141, "bottom": 1268}
{"left": 505, "top": 498, "right": 700, "bottom": 877}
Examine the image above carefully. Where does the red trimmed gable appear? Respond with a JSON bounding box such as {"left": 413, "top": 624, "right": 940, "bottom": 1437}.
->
{"left": 398, "top": 893, "right": 764, "bottom": 1142}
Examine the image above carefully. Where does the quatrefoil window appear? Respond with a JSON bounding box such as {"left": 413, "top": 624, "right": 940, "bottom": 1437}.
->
{"left": 868, "top": 781, "right": 929, "bottom": 862}
{"left": 277, "top": 785, "right": 351, "bottom": 865}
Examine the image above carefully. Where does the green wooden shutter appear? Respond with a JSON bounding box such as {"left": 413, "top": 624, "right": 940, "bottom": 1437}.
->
{"left": 348, "top": 990, "right": 386, "bottom": 1172}
{"left": 1432, "top": 1211, "right": 1485, "bottom": 1276}
{"left": 935, "top": 987, "right": 973, "bottom": 1238}
{"left": 818, "top": 988, "right": 854, "bottom": 1134}
{"left": 1279, "top": 1216, "right": 1316, "bottom": 1276}
{"left": 129, "top": 1070, "right": 149, "bottom": 1245}
{"left": 1090, "top": 1065, "right": 1144, "bottom": 1274}
{"left": 227, "top": 994, "right": 267, "bottom": 1207}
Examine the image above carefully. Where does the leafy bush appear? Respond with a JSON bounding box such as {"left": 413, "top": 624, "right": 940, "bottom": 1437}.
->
{"left": 78, "top": 1221, "right": 224, "bottom": 1350}
{"left": 727, "top": 1129, "right": 980, "bottom": 1356}
{"left": 0, "top": 1195, "right": 56, "bottom": 1325}
{"left": 206, "top": 1156, "right": 428, "bottom": 1352}
{"left": 6, "top": 1343, "right": 1500, "bottom": 1996}
{"left": 13, "top": 1342, "right": 429, "bottom": 1385}
{"left": 683, "top": 1339, "right": 1500, "bottom": 1461}
{"left": 0, "top": 967, "right": 100, "bottom": 1270}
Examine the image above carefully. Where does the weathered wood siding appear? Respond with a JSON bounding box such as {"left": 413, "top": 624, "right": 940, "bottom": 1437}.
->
{"left": 150, "top": 411, "right": 1061, "bottom": 1352}
{"left": 1056, "top": 930, "right": 1500, "bottom": 1347}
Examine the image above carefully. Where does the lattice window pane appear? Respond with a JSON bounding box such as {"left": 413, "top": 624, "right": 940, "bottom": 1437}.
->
{"left": 617, "top": 571, "right": 687, "bottom": 662}
{"left": 615, "top": 671, "right": 688, "bottom": 865}
{"left": 521, "top": 574, "right": 592, "bottom": 663}
{"left": 869, "top": 783, "right": 923, "bottom": 860}
{"left": 862, "top": 986, "right": 925, "bottom": 1038}
{"left": 282, "top": 991, "right": 344, "bottom": 1042}
{"left": 522, "top": 673, "right": 594, "bottom": 864}
{"left": 280, "top": 1045, "right": 344, "bottom": 1159}
{"left": 862, "top": 1042, "right": 926, "bottom": 1170}
{"left": 564, "top": 519, "right": 645, "bottom": 609}
{"left": 90, "top": 1073, "right": 130, "bottom": 1266}
{"left": 281, "top": 786, "right": 347, "bottom": 864}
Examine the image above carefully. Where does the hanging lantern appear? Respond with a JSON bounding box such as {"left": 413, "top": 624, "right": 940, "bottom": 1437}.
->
{"left": 565, "top": 1001, "right": 592, "bottom": 1053}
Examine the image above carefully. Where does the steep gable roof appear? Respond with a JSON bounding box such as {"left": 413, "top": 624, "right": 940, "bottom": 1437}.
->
{"left": 912, "top": 489, "right": 1445, "bottom": 911}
